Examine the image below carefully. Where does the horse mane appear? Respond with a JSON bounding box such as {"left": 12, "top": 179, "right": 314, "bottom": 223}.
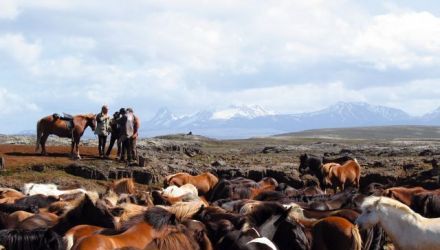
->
{"left": 0, "top": 212, "right": 8, "bottom": 229}
{"left": 0, "top": 228, "right": 65, "bottom": 250}
{"left": 119, "top": 207, "right": 177, "bottom": 232}
{"left": 160, "top": 201, "right": 204, "bottom": 220}
{"left": 362, "top": 196, "right": 422, "bottom": 219}
{"left": 110, "top": 178, "right": 136, "bottom": 195}
{"left": 52, "top": 193, "right": 115, "bottom": 235}
{"left": 253, "top": 190, "right": 287, "bottom": 201}
{"left": 145, "top": 226, "right": 199, "bottom": 250}
{"left": 245, "top": 202, "right": 287, "bottom": 227}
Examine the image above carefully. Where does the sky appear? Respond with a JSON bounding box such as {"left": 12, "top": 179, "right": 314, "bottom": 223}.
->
{"left": 1, "top": 0, "right": 440, "bottom": 133}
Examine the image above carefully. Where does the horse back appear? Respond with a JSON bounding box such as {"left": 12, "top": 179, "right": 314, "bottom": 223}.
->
{"left": 38, "top": 115, "right": 72, "bottom": 137}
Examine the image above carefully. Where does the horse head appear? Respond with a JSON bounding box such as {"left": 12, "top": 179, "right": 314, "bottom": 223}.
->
{"left": 355, "top": 197, "right": 381, "bottom": 229}
{"left": 298, "top": 154, "right": 309, "bottom": 173}
{"left": 86, "top": 114, "right": 97, "bottom": 131}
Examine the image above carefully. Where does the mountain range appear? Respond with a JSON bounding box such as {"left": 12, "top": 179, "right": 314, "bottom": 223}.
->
{"left": 140, "top": 102, "right": 440, "bottom": 139}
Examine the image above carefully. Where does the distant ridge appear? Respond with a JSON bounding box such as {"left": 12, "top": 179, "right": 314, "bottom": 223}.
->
{"left": 275, "top": 125, "right": 440, "bottom": 140}
{"left": 141, "top": 102, "right": 440, "bottom": 139}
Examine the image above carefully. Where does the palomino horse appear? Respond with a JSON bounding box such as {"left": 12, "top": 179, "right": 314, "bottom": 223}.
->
{"left": 356, "top": 196, "right": 440, "bottom": 250}
{"left": 36, "top": 114, "right": 96, "bottom": 159}
{"left": 164, "top": 172, "right": 219, "bottom": 196}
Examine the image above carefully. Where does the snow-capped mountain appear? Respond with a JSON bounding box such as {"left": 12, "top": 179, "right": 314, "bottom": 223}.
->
{"left": 211, "top": 105, "right": 274, "bottom": 120}
{"left": 141, "top": 102, "right": 439, "bottom": 139}
{"left": 149, "top": 107, "right": 179, "bottom": 127}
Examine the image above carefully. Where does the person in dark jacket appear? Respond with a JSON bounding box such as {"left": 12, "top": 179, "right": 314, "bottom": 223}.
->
{"left": 105, "top": 111, "right": 122, "bottom": 158}
{"left": 118, "top": 108, "right": 134, "bottom": 163}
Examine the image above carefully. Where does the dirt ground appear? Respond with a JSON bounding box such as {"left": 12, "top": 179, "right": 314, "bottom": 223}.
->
{"left": 0, "top": 135, "right": 439, "bottom": 192}
{"left": 0, "top": 144, "right": 119, "bottom": 191}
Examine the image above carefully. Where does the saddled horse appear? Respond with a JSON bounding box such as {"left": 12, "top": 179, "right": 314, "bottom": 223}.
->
{"left": 36, "top": 114, "right": 96, "bottom": 159}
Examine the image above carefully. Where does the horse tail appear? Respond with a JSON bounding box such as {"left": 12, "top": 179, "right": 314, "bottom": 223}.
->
{"left": 35, "top": 119, "right": 42, "bottom": 152}
{"left": 351, "top": 225, "right": 362, "bottom": 250}
{"left": 64, "top": 233, "right": 74, "bottom": 250}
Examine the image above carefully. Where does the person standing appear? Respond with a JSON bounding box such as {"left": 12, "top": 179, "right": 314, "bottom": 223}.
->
{"left": 118, "top": 108, "right": 134, "bottom": 163}
{"left": 95, "top": 105, "right": 111, "bottom": 158}
{"left": 105, "top": 111, "right": 122, "bottom": 159}
{"left": 127, "top": 108, "right": 140, "bottom": 161}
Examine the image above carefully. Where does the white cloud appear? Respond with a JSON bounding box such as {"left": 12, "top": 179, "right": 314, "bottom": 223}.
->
{"left": 361, "top": 79, "right": 440, "bottom": 115}
{"left": 0, "top": 88, "right": 39, "bottom": 114}
{"left": 62, "top": 36, "right": 96, "bottom": 50}
{"left": 350, "top": 11, "right": 440, "bottom": 69}
{"left": 0, "top": 0, "right": 20, "bottom": 19}
{"left": 0, "top": 34, "right": 41, "bottom": 65}
{"left": 1, "top": 0, "right": 440, "bottom": 132}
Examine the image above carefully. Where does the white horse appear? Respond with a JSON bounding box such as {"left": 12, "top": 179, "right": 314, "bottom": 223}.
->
{"left": 23, "top": 183, "right": 87, "bottom": 197}
{"left": 161, "top": 183, "right": 199, "bottom": 201}
{"left": 356, "top": 196, "right": 440, "bottom": 250}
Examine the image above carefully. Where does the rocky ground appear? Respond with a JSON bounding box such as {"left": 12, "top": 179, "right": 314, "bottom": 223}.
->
{"left": 0, "top": 133, "right": 440, "bottom": 192}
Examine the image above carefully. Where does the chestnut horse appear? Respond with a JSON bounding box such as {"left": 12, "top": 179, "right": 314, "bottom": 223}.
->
{"left": 164, "top": 172, "right": 219, "bottom": 196}
{"left": 36, "top": 114, "right": 96, "bottom": 159}
{"left": 383, "top": 186, "right": 437, "bottom": 206}
{"left": 323, "top": 159, "right": 361, "bottom": 192}
{"left": 72, "top": 207, "right": 177, "bottom": 250}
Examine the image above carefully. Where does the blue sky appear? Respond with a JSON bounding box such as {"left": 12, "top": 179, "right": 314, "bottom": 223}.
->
{"left": 1, "top": 0, "right": 440, "bottom": 133}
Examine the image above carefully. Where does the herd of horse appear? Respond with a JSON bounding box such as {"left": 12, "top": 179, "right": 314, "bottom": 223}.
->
{"left": 0, "top": 154, "right": 440, "bottom": 250}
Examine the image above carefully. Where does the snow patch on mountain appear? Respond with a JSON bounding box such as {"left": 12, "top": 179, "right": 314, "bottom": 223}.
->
{"left": 211, "top": 105, "right": 274, "bottom": 120}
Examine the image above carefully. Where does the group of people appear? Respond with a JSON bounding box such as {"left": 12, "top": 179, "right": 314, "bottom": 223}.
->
{"left": 94, "top": 105, "right": 140, "bottom": 164}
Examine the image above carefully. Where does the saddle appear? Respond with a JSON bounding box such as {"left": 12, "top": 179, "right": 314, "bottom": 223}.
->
{"left": 52, "top": 113, "right": 74, "bottom": 130}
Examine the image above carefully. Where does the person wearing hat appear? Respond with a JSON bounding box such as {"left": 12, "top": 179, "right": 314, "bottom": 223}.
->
{"left": 95, "top": 105, "right": 111, "bottom": 158}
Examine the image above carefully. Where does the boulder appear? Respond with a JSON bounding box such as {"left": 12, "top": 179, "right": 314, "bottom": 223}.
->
{"left": 0, "top": 157, "right": 4, "bottom": 170}
{"left": 65, "top": 163, "right": 108, "bottom": 180}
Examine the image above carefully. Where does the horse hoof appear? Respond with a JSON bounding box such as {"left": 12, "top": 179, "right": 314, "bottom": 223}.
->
{"left": 72, "top": 155, "right": 81, "bottom": 160}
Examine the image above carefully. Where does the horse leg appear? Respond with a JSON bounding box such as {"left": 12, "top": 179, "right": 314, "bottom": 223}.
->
{"left": 40, "top": 134, "right": 49, "bottom": 156}
{"left": 71, "top": 138, "right": 81, "bottom": 160}
{"left": 71, "top": 140, "right": 75, "bottom": 157}
{"left": 76, "top": 140, "right": 81, "bottom": 160}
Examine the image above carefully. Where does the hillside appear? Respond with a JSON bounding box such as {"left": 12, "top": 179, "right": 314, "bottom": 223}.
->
{"left": 141, "top": 102, "right": 440, "bottom": 139}
{"left": 276, "top": 125, "right": 440, "bottom": 140}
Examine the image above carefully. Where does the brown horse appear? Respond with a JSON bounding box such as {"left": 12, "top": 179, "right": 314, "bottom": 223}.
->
{"left": 165, "top": 172, "right": 219, "bottom": 196}
{"left": 311, "top": 216, "right": 362, "bottom": 250}
{"left": 109, "top": 178, "right": 136, "bottom": 195}
{"left": 72, "top": 207, "right": 177, "bottom": 250}
{"left": 383, "top": 186, "right": 433, "bottom": 206}
{"left": 36, "top": 114, "right": 96, "bottom": 159}
{"left": 324, "top": 159, "right": 361, "bottom": 192}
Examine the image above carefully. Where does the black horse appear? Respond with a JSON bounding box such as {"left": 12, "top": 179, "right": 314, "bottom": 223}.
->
{"left": 0, "top": 228, "right": 65, "bottom": 250}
